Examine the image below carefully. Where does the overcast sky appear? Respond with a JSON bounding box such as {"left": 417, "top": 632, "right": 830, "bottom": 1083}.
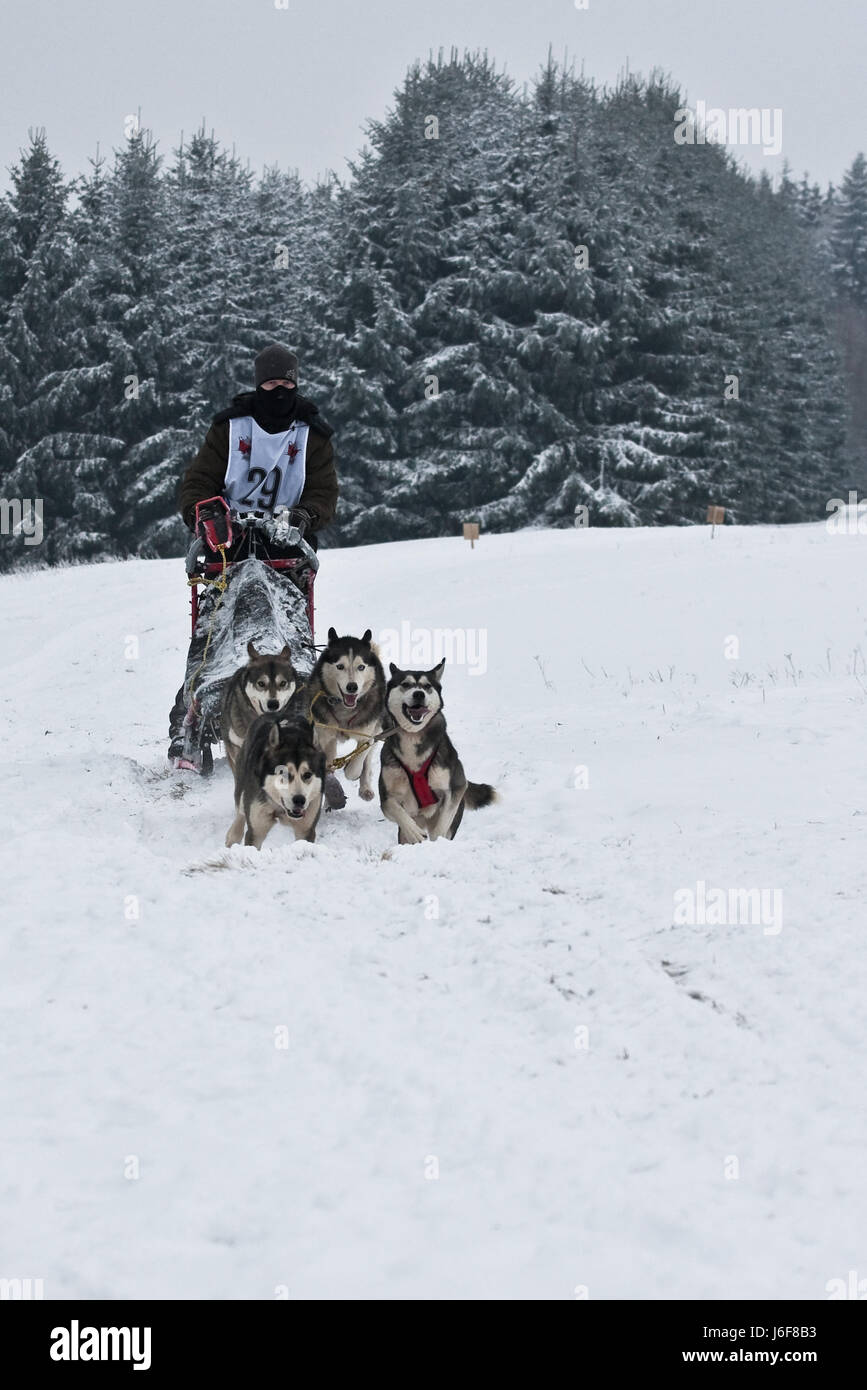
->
{"left": 2, "top": 0, "right": 864, "bottom": 192}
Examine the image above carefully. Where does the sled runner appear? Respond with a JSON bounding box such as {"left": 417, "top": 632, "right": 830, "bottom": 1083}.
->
{"left": 178, "top": 501, "right": 319, "bottom": 774}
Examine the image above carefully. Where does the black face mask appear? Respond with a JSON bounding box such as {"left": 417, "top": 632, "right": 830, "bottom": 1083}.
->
{"left": 254, "top": 383, "right": 297, "bottom": 432}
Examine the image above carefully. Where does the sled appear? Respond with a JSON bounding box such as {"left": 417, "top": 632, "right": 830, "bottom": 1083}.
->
{"left": 179, "top": 502, "right": 319, "bottom": 774}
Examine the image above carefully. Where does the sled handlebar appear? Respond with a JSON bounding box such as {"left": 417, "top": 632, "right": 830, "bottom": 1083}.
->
{"left": 185, "top": 511, "right": 319, "bottom": 576}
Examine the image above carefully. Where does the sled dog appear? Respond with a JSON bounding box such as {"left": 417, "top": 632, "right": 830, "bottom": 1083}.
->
{"left": 379, "top": 660, "right": 496, "bottom": 844}
{"left": 305, "top": 628, "right": 386, "bottom": 801}
{"left": 220, "top": 641, "right": 298, "bottom": 775}
{"left": 225, "top": 711, "right": 325, "bottom": 848}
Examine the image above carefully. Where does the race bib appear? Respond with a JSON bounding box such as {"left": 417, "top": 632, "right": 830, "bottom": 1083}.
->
{"left": 224, "top": 416, "right": 308, "bottom": 512}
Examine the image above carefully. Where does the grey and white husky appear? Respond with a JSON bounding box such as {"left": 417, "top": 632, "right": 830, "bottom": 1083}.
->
{"left": 225, "top": 711, "right": 325, "bottom": 849}
{"left": 220, "top": 641, "right": 298, "bottom": 775}
{"left": 305, "top": 628, "right": 386, "bottom": 801}
{"left": 379, "top": 660, "right": 496, "bottom": 844}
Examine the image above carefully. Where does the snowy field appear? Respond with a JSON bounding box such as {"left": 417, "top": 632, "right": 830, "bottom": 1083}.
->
{"left": 1, "top": 520, "right": 865, "bottom": 1300}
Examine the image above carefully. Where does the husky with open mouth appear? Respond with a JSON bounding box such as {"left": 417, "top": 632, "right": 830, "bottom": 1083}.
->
{"left": 225, "top": 712, "right": 325, "bottom": 848}
{"left": 305, "top": 628, "right": 386, "bottom": 803}
{"left": 220, "top": 641, "right": 298, "bottom": 775}
{"left": 379, "top": 660, "right": 496, "bottom": 844}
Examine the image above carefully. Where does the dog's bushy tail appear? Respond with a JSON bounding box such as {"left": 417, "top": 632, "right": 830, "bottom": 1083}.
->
{"left": 465, "top": 781, "right": 497, "bottom": 810}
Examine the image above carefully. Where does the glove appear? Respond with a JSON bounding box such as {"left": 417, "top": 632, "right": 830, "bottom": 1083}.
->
{"left": 196, "top": 499, "right": 232, "bottom": 552}
{"left": 288, "top": 507, "right": 317, "bottom": 537}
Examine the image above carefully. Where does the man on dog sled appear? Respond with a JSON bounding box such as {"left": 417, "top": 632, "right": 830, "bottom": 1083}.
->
{"left": 167, "top": 343, "right": 338, "bottom": 767}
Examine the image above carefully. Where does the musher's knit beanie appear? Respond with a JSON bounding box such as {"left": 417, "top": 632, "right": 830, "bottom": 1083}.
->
{"left": 254, "top": 343, "right": 298, "bottom": 387}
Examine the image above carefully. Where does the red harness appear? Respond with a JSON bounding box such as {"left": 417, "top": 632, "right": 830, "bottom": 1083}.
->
{"left": 398, "top": 751, "right": 438, "bottom": 808}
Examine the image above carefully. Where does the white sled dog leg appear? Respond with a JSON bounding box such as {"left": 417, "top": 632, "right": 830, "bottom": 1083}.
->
{"left": 382, "top": 796, "right": 426, "bottom": 844}
{"left": 356, "top": 744, "right": 377, "bottom": 800}
{"left": 427, "top": 791, "right": 463, "bottom": 841}
{"left": 343, "top": 740, "right": 368, "bottom": 781}
{"left": 225, "top": 805, "right": 246, "bottom": 847}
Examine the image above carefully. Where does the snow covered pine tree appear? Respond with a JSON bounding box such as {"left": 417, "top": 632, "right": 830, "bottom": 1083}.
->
{"left": 167, "top": 343, "right": 338, "bottom": 766}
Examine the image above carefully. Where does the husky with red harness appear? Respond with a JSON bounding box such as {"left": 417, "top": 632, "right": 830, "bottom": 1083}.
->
{"left": 167, "top": 344, "right": 337, "bottom": 772}
{"left": 379, "top": 661, "right": 497, "bottom": 843}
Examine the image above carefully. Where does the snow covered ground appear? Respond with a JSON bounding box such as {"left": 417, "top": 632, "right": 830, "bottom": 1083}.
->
{"left": 1, "top": 520, "right": 865, "bottom": 1300}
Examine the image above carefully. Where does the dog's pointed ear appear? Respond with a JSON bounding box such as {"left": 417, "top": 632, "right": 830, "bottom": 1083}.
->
{"left": 431, "top": 658, "right": 446, "bottom": 682}
{"left": 247, "top": 640, "right": 260, "bottom": 659}
{"left": 389, "top": 662, "right": 400, "bottom": 678}
{"left": 361, "top": 628, "right": 372, "bottom": 645}
{"left": 327, "top": 627, "right": 338, "bottom": 644}
{"left": 268, "top": 721, "right": 281, "bottom": 749}
{"left": 279, "top": 644, "right": 291, "bottom": 659}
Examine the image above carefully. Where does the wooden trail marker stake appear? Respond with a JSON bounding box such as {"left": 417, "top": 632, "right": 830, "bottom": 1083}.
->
{"left": 706, "top": 504, "right": 725, "bottom": 538}
{"left": 463, "top": 522, "right": 480, "bottom": 549}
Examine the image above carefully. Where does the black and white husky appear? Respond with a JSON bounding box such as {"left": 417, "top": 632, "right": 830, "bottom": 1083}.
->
{"left": 220, "top": 641, "right": 298, "bottom": 775}
{"left": 225, "top": 712, "right": 325, "bottom": 849}
{"left": 379, "top": 660, "right": 496, "bottom": 844}
{"left": 305, "top": 628, "right": 386, "bottom": 802}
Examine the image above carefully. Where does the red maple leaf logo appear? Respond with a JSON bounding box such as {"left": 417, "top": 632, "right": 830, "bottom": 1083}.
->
{"left": 238, "top": 436, "right": 252, "bottom": 455}
{"left": 287, "top": 441, "right": 300, "bottom": 462}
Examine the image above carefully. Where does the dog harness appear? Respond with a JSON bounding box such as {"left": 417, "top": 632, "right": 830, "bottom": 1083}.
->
{"left": 327, "top": 696, "right": 361, "bottom": 727}
{"left": 397, "top": 750, "right": 438, "bottom": 808}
